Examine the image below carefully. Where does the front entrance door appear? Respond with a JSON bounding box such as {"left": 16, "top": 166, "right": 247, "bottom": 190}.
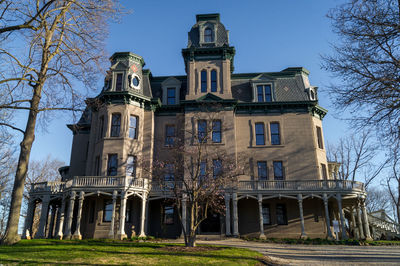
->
{"left": 200, "top": 212, "right": 220, "bottom": 233}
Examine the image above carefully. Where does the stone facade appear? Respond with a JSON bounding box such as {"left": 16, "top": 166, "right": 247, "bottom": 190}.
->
{"left": 26, "top": 13, "right": 371, "bottom": 241}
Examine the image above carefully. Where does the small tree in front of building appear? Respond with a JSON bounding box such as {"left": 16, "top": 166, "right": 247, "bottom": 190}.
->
{"left": 152, "top": 108, "right": 242, "bottom": 247}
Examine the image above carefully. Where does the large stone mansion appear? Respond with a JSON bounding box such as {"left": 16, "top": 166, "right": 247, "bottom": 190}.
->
{"left": 26, "top": 14, "right": 372, "bottom": 241}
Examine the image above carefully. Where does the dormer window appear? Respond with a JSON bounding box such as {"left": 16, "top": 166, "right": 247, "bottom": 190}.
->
{"left": 115, "top": 73, "right": 123, "bottom": 91}
{"left": 257, "top": 85, "right": 272, "bottom": 102}
{"left": 204, "top": 27, "right": 214, "bottom": 43}
{"left": 167, "top": 88, "right": 176, "bottom": 105}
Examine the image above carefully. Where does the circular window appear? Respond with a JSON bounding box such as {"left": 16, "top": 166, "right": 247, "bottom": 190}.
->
{"left": 131, "top": 75, "right": 140, "bottom": 89}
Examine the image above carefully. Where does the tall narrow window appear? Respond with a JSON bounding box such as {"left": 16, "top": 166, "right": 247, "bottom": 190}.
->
{"left": 264, "top": 85, "right": 272, "bottom": 102}
{"left": 273, "top": 161, "right": 284, "bottom": 180}
{"left": 255, "top": 123, "right": 265, "bottom": 145}
{"left": 257, "top": 85, "right": 264, "bottom": 102}
{"left": 211, "top": 70, "right": 217, "bottom": 92}
{"left": 95, "top": 156, "right": 100, "bottom": 176}
{"left": 126, "top": 155, "right": 136, "bottom": 177}
{"left": 165, "top": 125, "right": 175, "bottom": 146}
{"left": 276, "top": 204, "right": 288, "bottom": 225}
{"left": 107, "top": 154, "right": 118, "bottom": 176}
{"left": 262, "top": 204, "right": 271, "bottom": 225}
{"left": 98, "top": 116, "right": 104, "bottom": 140}
{"left": 316, "top": 126, "right": 323, "bottom": 149}
{"left": 201, "top": 70, "right": 207, "bottom": 92}
{"left": 89, "top": 201, "right": 96, "bottom": 223}
{"left": 198, "top": 120, "right": 207, "bottom": 143}
{"left": 321, "top": 163, "right": 328, "bottom": 180}
{"left": 103, "top": 200, "right": 113, "bottom": 222}
{"left": 270, "top": 122, "right": 281, "bottom": 145}
{"left": 167, "top": 88, "right": 176, "bottom": 105}
{"left": 212, "top": 120, "right": 221, "bottom": 143}
{"left": 204, "top": 27, "right": 213, "bottom": 42}
{"left": 257, "top": 161, "right": 268, "bottom": 180}
{"left": 164, "top": 206, "right": 174, "bottom": 224}
{"left": 164, "top": 163, "right": 174, "bottom": 181}
{"left": 115, "top": 73, "right": 123, "bottom": 91}
{"left": 213, "top": 159, "right": 222, "bottom": 178}
{"left": 129, "top": 115, "right": 138, "bottom": 139}
{"left": 199, "top": 161, "right": 207, "bottom": 181}
{"left": 110, "top": 114, "right": 121, "bottom": 137}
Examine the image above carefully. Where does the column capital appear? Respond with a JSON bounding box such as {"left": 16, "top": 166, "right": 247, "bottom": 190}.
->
{"left": 258, "top": 194, "right": 263, "bottom": 203}
{"left": 120, "top": 190, "right": 128, "bottom": 199}
{"left": 297, "top": 194, "right": 303, "bottom": 202}
{"left": 79, "top": 191, "right": 85, "bottom": 200}
{"left": 70, "top": 190, "right": 76, "bottom": 198}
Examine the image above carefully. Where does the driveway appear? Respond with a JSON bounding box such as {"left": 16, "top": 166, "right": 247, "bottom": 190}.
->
{"left": 197, "top": 238, "right": 400, "bottom": 265}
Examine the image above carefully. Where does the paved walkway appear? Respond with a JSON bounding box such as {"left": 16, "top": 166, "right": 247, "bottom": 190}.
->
{"left": 196, "top": 239, "right": 400, "bottom": 265}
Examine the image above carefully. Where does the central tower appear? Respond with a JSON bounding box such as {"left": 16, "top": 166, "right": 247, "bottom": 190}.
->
{"left": 182, "top": 14, "right": 235, "bottom": 100}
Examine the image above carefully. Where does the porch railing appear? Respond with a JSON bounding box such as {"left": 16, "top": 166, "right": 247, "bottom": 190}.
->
{"left": 30, "top": 177, "right": 365, "bottom": 194}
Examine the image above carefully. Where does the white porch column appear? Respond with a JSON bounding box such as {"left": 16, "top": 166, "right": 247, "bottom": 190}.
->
{"left": 48, "top": 204, "right": 57, "bottom": 238}
{"left": 22, "top": 198, "right": 36, "bottom": 239}
{"left": 224, "top": 193, "right": 231, "bottom": 236}
{"left": 56, "top": 196, "right": 67, "bottom": 239}
{"left": 181, "top": 194, "right": 187, "bottom": 238}
{"left": 232, "top": 192, "right": 239, "bottom": 237}
{"left": 361, "top": 200, "right": 372, "bottom": 240}
{"left": 139, "top": 193, "right": 147, "bottom": 237}
{"left": 297, "top": 194, "right": 307, "bottom": 239}
{"left": 323, "top": 193, "right": 333, "bottom": 239}
{"left": 350, "top": 207, "right": 359, "bottom": 239}
{"left": 258, "top": 194, "right": 266, "bottom": 239}
{"left": 64, "top": 191, "right": 76, "bottom": 239}
{"left": 118, "top": 191, "right": 128, "bottom": 240}
{"left": 356, "top": 202, "right": 365, "bottom": 239}
{"left": 108, "top": 190, "right": 118, "bottom": 239}
{"left": 336, "top": 194, "right": 348, "bottom": 240}
{"left": 36, "top": 195, "right": 50, "bottom": 239}
{"left": 73, "top": 191, "right": 85, "bottom": 239}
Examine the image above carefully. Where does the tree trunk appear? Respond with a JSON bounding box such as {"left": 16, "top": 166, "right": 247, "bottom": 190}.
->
{"left": 2, "top": 85, "right": 42, "bottom": 244}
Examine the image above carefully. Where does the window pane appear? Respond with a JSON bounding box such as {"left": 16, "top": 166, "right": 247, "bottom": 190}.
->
{"left": 164, "top": 163, "right": 174, "bottom": 181}
{"left": 262, "top": 204, "right": 270, "bottom": 224}
{"left": 103, "top": 200, "right": 113, "bottom": 222}
{"left": 264, "top": 85, "right": 272, "bottom": 102}
{"left": 316, "top": 126, "right": 323, "bottom": 149}
{"left": 165, "top": 125, "right": 175, "bottom": 146}
{"left": 213, "top": 159, "right": 222, "bottom": 178}
{"left": 107, "top": 154, "right": 118, "bottom": 176}
{"left": 198, "top": 120, "right": 207, "bottom": 143}
{"left": 255, "top": 123, "right": 265, "bottom": 145}
{"left": 212, "top": 120, "right": 221, "bottom": 143}
{"left": 257, "top": 85, "right": 264, "bottom": 102}
{"left": 276, "top": 204, "right": 287, "bottom": 225}
{"left": 111, "top": 114, "right": 121, "bottom": 137}
{"left": 126, "top": 155, "right": 136, "bottom": 177}
{"left": 211, "top": 70, "right": 217, "bottom": 92}
{"left": 321, "top": 163, "right": 327, "bottom": 180}
{"left": 204, "top": 27, "right": 213, "bottom": 42}
{"left": 199, "top": 161, "right": 207, "bottom": 181}
{"left": 273, "top": 161, "right": 284, "bottom": 180}
{"left": 129, "top": 116, "right": 137, "bottom": 139}
{"left": 116, "top": 73, "right": 123, "bottom": 91}
{"left": 270, "top": 122, "right": 280, "bottom": 145}
{"left": 201, "top": 70, "right": 207, "bottom": 92}
{"left": 167, "top": 88, "right": 176, "bottom": 105}
{"left": 257, "top": 161, "right": 268, "bottom": 180}
{"left": 164, "top": 206, "right": 174, "bottom": 224}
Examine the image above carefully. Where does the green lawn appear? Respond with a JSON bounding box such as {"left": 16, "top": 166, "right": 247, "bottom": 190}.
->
{"left": 0, "top": 239, "right": 265, "bottom": 265}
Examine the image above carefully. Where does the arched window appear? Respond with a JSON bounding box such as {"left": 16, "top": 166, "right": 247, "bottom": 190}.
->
{"left": 211, "top": 70, "right": 217, "bottom": 92}
{"left": 204, "top": 27, "right": 213, "bottom": 43}
{"left": 201, "top": 70, "right": 207, "bottom": 92}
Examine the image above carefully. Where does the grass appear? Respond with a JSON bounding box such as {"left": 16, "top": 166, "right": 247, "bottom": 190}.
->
{"left": 0, "top": 239, "right": 265, "bottom": 265}
{"left": 242, "top": 236, "right": 400, "bottom": 246}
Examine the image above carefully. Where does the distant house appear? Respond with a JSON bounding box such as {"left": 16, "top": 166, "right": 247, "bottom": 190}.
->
{"left": 26, "top": 13, "right": 371, "bottom": 241}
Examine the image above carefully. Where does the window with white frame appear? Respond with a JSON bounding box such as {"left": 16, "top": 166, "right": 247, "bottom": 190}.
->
{"left": 129, "top": 115, "right": 138, "bottom": 139}
{"left": 126, "top": 155, "right": 136, "bottom": 177}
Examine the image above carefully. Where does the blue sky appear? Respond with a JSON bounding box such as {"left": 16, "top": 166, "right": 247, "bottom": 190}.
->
{"left": 29, "top": 0, "right": 348, "bottom": 165}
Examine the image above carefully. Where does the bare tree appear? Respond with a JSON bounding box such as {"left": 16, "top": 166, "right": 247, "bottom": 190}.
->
{"left": 327, "top": 130, "right": 388, "bottom": 188}
{"left": 387, "top": 149, "right": 400, "bottom": 224}
{"left": 0, "top": 0, "right": 124, "bottom": 244}
{"left": 151, "top": 108, "right": 242, "bottom": 247}
{"left": 365, "top": 186, "right": 392, "bottom": 214}
{"left": 322, "top": 0, "right": 400, "bottom": 144}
